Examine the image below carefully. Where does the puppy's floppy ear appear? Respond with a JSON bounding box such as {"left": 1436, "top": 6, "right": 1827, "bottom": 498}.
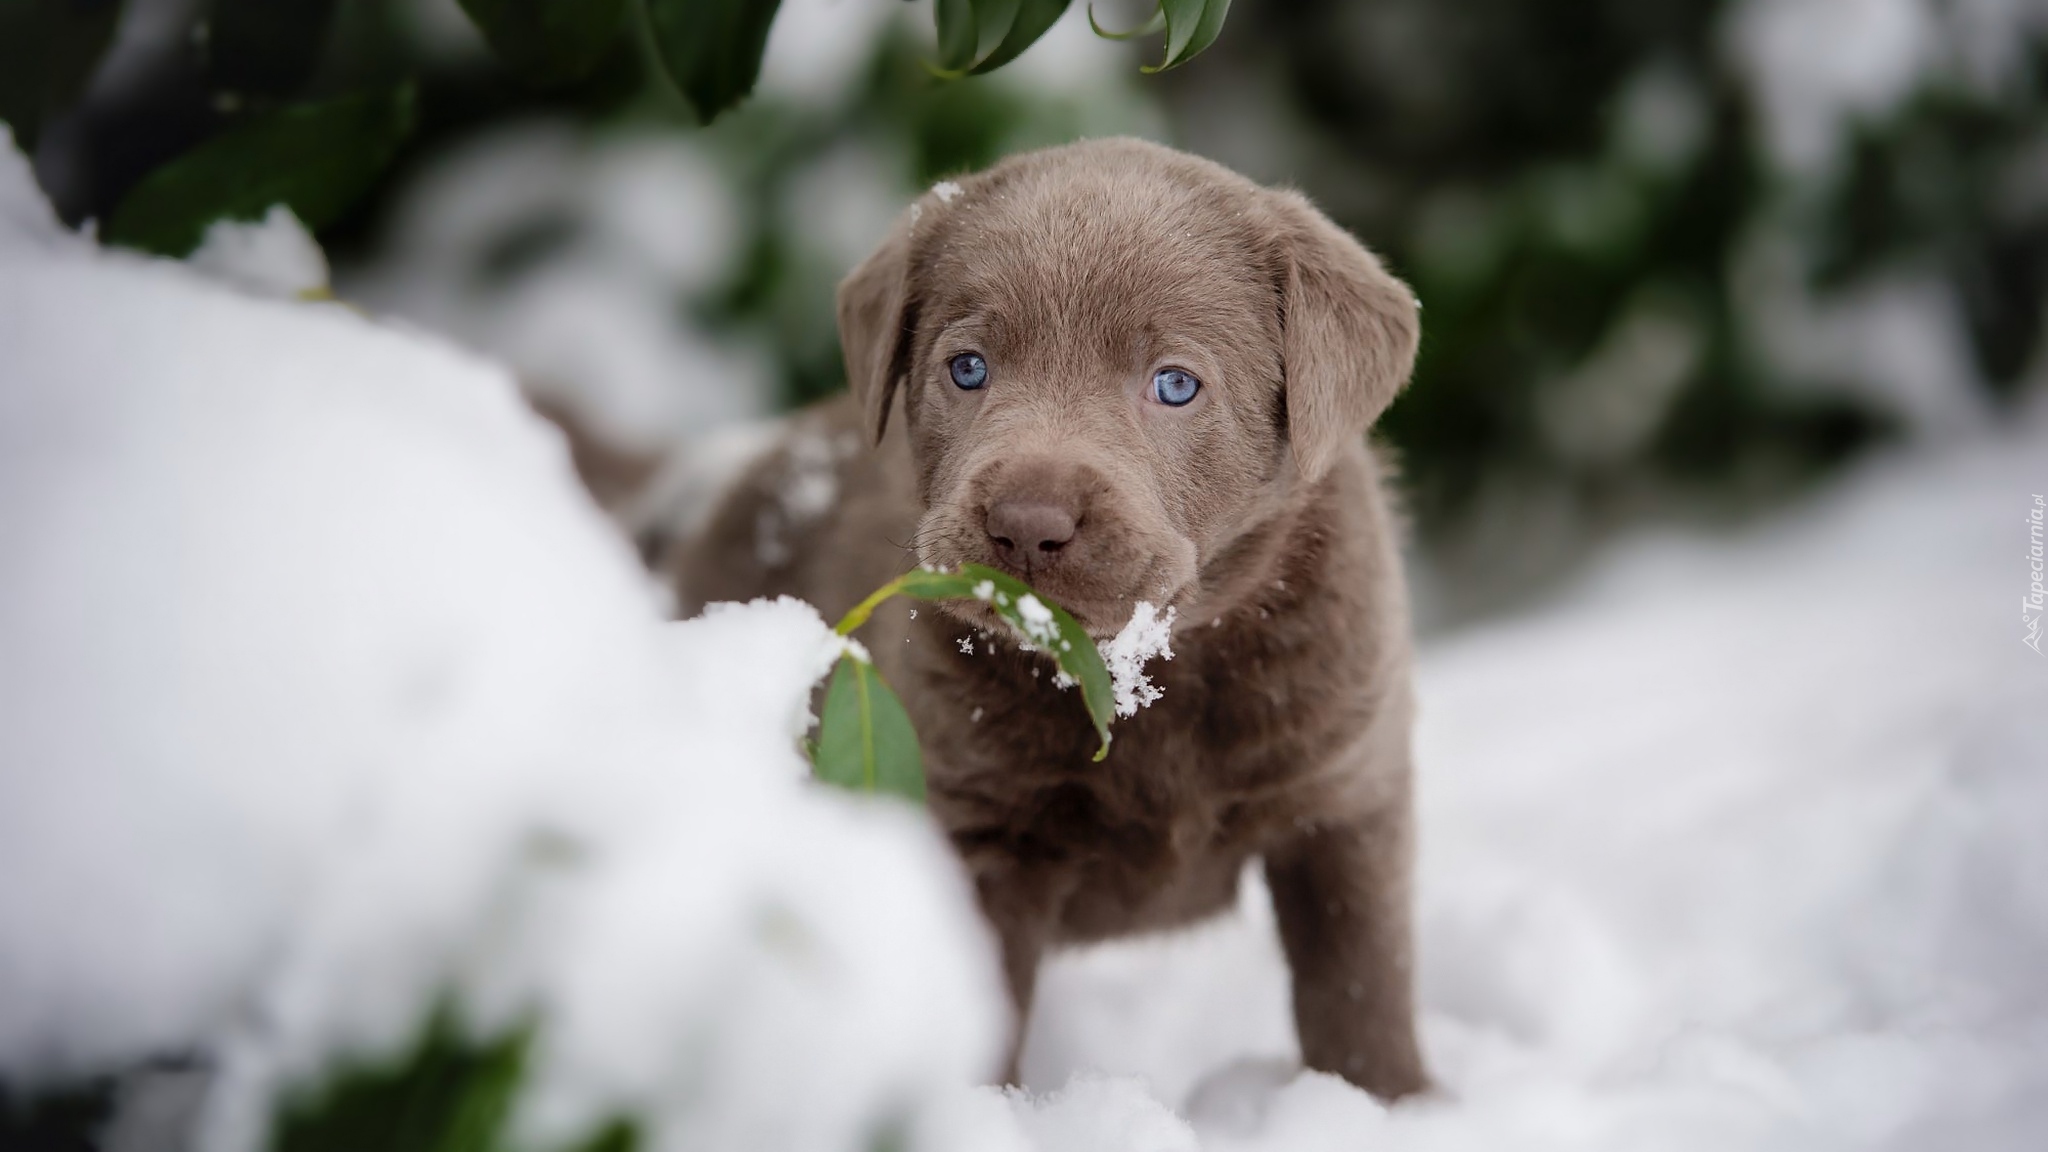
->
{"left": 1268, "top": 189, "right": 1420, "bottom": 483}
{"left": 836, "top": 211, "right": 917, "bottom": 445}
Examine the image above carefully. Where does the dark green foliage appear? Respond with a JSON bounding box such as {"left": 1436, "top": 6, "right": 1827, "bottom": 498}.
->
{"left": 1814, "top": 82, "right": 2048, "bottom": 395}
{"left": 206, "top": 0, "right": 341, "bottom": 98}
{"left": 933, "top": 0, "right": 975, "bottom": 73}
{"left": 972, "top": 0, "right": 1074, "bottom": 75}
{"left": 933, "top": 0, "right": 1014, "bottom": 75}
{"left": 934, "top": 0, "right": 1078, "bottom": 77}
{"left": 21, "top": 0, "right": 1154, "bottom": 245}
{"left": 1145, "top": 0, "right": 1229, "bottom": 73}
{"left": 565, "top": 1120, "right": 641, "bottom": 1152}
{"left": 0, "top": 0, "right": 123, "bottom": 150}
{"left": 271, "top": 1015, "right": 638, "bottom": 1152}
{"left": 935, "top": 0, "right": 1226, "bottom": 78}
{"left": 104, "top": 86, "right": 416, "bottom": 256}
{"left": 645, "top": 0, "right": 787, "bottom": 124}
{"left": 1192, "top": 0, "right": 1953, "bottom": 543}
{"left": 457, "top": 0, "right": 629, "bottom": 88}
{"left": 0, "top": 1078, "right": 116, "bottom": 1152}
{"left": 272, "top": 1019, "right": 528, "bottom": 1152}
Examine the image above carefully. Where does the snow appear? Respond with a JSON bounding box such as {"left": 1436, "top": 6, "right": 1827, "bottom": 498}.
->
{"left": 786, "top": 143, "right": 908, "bottom": 272}
{"left": 997, "top": 420, "right": 2048, "bottom": 1149}
{"left": 0, "top": 131, "right": 70, "bottom": 253}
{"left": 631, "top": 417, "right": 786, "bottom": 558}
{"left": 1014, "top": 593, "right": 1058, "bottom": 648}
{"left": 778, "top": 428, "right": 860, "bottom": 521}
{"left": 185, "top": 205, "right": 329, "bottom": 300}
{"left": 1732, "top": 227, "right": 1992, "bottom": 440}
{"left": 932, "top": 180, "right": 965, "bottom": 204}
{"left": 1726, "top": 0, "right": 1935, "bottom": 175}
{"left": 0, "top": 145, "right": 1000, "bottom": 1151}
{"left": 1103, "top": 601, "right": 1176, "bottom": 717}
{"left": 341, "top": 124, "right": 769, "bottom": 455}
{"left": 756, "top": 0, "right": 903, "bottom": 107}
{"left": 1724, "top": 0, "right": 2048, "bottom": 176}
{"left": 743, "top": 425, "right": 862, "bottom": 571}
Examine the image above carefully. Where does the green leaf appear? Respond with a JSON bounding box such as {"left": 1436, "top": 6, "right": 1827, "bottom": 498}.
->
{"left": 103, "top": 86, "right": 416, "bottom": 257}
{"left": 968, "top": 0, "right": 1071, "bottom": 75}
{"left": 269, "top": 1010, "right": 635, "bottom": 1152}
{"left": 929, "top": 0, "right": 1022, "bottom": 77}
{"left": 1085, "top": 2, "right": 1163, "bottom": 41}
{"left": 1143, "top": 0, "right": 1229, "bottom": 72}
{"left": 644, "top": 0, "right": 784, "bottom": 125}
{"left": 457, "top": 0, "right": 626, "bottom": 88}
{"left": 814, "top": 652, "right": 926, "bottom": 801}
{"left": 932, "top": 0, "right": 979, "bottom": 74}
{"left": 833, "top": 564, "right": 1117, "bottom": 761}
{"left": 966, "top": 0, "right": 1022, "bottom": 68}
{"left": 0, "top": 0, "right": 124, "bottom": 152}
{"left": 933, "top": 0, "right": 1070, "bottom": 78}
{"left": 271, "top": 1013, "right": 527, "bottom": 1152}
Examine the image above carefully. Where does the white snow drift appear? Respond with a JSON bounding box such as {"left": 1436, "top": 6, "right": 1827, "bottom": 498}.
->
{"left": 0, "top": 135, "right": 1000, "bottom": 1152}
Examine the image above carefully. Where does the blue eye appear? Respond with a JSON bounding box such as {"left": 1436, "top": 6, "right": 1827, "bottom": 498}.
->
{"left": 1152, "top": 367, "right": 1201, "bottom": 406}
{"left": 949, "top": 353, "right": 988, "bottom": 391}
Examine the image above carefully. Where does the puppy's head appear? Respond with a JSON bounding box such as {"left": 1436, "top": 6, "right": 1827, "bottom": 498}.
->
{"left": 838, "top": 139, "right": 1418, "bottom": 636}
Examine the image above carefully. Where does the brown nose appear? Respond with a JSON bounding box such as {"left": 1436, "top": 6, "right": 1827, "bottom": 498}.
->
{"left": 985, "top": 500, "right": 1077, "bottom": 564}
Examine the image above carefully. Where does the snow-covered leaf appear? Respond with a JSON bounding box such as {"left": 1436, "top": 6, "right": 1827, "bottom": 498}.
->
{"left": 832, "top": 563, "right": 1117, "bottom": 761}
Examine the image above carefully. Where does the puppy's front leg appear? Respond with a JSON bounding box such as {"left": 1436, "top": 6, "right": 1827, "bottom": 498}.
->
{"left": 1265, "top": 781, "right": 1429, "bottom": 1100}
{"left": 972, "top": 867, "right": 1055, "bottom": 1085}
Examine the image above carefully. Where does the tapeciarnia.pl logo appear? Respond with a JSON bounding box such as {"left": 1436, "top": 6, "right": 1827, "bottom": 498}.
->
{"left": 2027, "top": 494, "right": 2045, "bottom": 654}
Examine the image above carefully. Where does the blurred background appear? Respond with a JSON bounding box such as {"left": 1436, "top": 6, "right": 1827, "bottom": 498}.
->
{"left": 12, "top": 0, "right": 2048, "bottom": 626}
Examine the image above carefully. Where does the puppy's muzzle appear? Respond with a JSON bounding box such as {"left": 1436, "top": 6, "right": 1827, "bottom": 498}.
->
{"left": 950, "top": 456, "right": 1166, "bottom": 629}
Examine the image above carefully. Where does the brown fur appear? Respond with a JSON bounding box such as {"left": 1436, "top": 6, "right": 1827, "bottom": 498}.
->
{"left": 668, "top": 138, "right": 1428, "bottom": 1099}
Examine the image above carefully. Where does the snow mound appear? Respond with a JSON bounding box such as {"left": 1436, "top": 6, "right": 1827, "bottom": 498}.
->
{"left": 0, "top": 147, "right": 1000, "bottom": 1151}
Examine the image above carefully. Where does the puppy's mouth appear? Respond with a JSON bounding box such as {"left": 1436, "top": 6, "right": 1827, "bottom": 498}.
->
{"left": 916, "top": 493, "right": 1196, "bottom": 640}
{"left": 924, "top": 557, "right": 1190, "bottom": 641}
